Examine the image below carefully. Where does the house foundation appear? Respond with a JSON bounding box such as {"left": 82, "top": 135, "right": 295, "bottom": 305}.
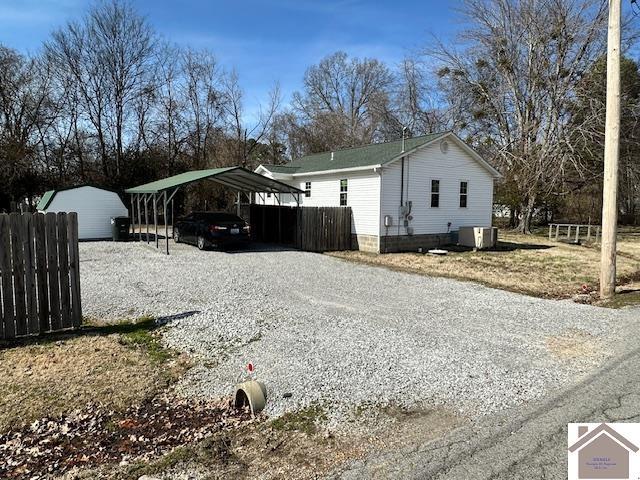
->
{"left": 379, "top": 233, "right": 454, "bottom": 253}
{"left": 351, "top": 234, "right": 379, "bottom": 253}
{"left": 351, "top": 232, "right": 455, "bottom": 253}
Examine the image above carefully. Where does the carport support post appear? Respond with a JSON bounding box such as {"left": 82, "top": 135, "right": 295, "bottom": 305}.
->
{"left": 130, "top": 195, "right": 135, "bottom": 237}
{"left": 153, "top": 193, "right": 158, "bottom": 249}
{"left": 144, "top": 194, "right": 149, "bottom": 243}
{"left": 137, "top": 194, "right": 142, "bottom": 241}
{"left": 133, "top": 194, "right": 137, "bottom": 240}
{"left": 164, "top": 191, "right": 169, "bottom": 255}
{"left": 236, "top": 191, "right": 241, "bottom": 216}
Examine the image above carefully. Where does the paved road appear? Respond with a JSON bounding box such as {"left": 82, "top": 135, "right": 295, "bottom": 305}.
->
{"left": 334, "top": 313, "right": 640, "bottom": 479}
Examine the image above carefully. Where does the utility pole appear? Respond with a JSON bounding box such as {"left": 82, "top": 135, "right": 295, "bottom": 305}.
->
{"left": 600, "top": 0, "right": 621, "bottom": 299}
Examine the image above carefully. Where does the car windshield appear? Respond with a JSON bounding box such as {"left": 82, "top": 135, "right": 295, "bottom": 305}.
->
{"left": 193, "top": 212, "right": 243, "bottom": 223}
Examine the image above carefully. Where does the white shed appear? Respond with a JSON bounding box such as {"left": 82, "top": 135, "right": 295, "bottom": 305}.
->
{"left": 37, "top": 185, "right": 128, "bottom": 240}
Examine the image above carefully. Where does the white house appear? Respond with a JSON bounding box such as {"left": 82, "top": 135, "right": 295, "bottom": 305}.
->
{"left": 254, "top": 132, "right": 501, "bottom": 253}
{"left": 37, "top": 185, "right": 128, "bottom": 240}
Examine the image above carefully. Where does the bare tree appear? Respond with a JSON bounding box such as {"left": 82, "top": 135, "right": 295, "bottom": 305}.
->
{"left": 289, "top": 51, "right": 393, "bottom": 154}
{"left": 152, "top": 43, "right": 185, "bottom": 173}
{"left": 569, "top": 55, "right": 640, "bottom": 224}
{"left": 0, "top": 46, "right": 54, "bottom": 205}
{"left": 0, "top": 0, "right": 279, "bottom": 212}
{"left": 221, "top": 72, "right": 282, "bottom": 168}
{"left": 382, "top": 58, "right": 449, "bottom": 138}
{"left": 46, "top": 0, "right": 157, "bottom": 181}
{"left": 178, "top": 48, "right": 228, "bottom": 170}
{"left": 431, "top": 0, "right": 609, "bottom": 232}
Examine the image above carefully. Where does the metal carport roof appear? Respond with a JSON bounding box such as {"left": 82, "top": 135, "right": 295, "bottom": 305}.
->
{"left": 125, "top": 166, "right": 303, "bottom": 255}
{"left": 125, "top": 166, "right": 303, "bottom": 195}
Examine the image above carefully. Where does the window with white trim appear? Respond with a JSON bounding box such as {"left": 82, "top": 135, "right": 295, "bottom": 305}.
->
{"left": 304, "top": 181, "right": 311, "bottom": 198}
{"left": 339, "top": 179, "right": 348, "bottom": 206}
{"left": 459, "top": 181, "right": 468, "bottom": 208}
{"left": 430, "top": 179, "right": 440, "bottom": 208}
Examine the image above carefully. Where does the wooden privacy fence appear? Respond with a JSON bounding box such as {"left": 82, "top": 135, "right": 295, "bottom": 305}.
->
{"left": 249, "top": 205, "right": 352, "bottom": 252}
{"left": 249, "top": 205, "right": 298, "bottom": 245}
{"left": 296, "top": 206, "right": 352, "bottom": 252}
{"left": 0, "top": 212, "right": 81, "bottom": 340}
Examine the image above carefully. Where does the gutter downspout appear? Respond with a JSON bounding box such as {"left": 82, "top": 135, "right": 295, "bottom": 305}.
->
{"left": 376, "top": 166, "right": 384, "bottom": 254}
{"left": 399, "top": 126, "right": 407, "bottom": 239}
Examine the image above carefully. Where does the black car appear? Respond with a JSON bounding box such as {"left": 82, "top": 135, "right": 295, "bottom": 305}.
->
{"left": 174, "top": 212, "right": 250, "bottom": 250}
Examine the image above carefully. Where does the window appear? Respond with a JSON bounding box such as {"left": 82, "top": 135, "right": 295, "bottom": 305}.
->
{"left": 304, "top": 181, "right": 311, "bottom": 198}
{"left": 459, "top": 181, "right": 468, "bottom": 208}
{"left": 430, "top": 180, "right": 440, "bottom": 208}
{"left": 340, "top": 179, "right": 348, "bottom": 206}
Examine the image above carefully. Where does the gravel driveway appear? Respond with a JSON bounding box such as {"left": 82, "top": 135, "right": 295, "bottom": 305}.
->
{"left": 80, "top": 242, "right": 637, "bottom": 426}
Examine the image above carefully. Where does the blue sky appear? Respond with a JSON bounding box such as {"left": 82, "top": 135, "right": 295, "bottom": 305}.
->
{"left": 0, "top": 0, "right": 459, "bottom": 118}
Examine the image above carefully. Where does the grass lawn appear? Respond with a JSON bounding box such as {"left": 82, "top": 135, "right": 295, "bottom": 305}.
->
{"left": 0, "top": 319, "right": 408, "bottom": 480}
{"left": 0, "top": 318, "right": 187, "bottom": 434}
{"left": 329, "top": 228, "right": 640, "bottom": 302}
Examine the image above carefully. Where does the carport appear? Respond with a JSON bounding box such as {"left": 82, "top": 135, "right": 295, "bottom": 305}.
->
{"left": 125, "top": 166, "right": 303, "bottom": 254}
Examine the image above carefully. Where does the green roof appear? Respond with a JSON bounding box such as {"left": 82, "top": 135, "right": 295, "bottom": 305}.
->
{"left": 37, "top": 190, "right": 56, "bottom": 210}
{"left": 125, "top": 166, "right": 304, "bottom": 194}
{"left": 266, "top": 132, "right": 449, "bottom": 174}
{"left": 126, "top": 168, "right": 236, "bottom": 194}
{"left": 261, "top": 165, "right": 301, "bottom": 174}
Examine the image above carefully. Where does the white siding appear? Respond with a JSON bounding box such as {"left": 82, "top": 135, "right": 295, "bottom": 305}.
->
{"left": 380, "top": 139, "right": 494, "bottom": 236}
{"left": 42, "top": 186, "right": 128, "bottom": 239}
{"left": 253, "top": 171, "right": 381, "bottom": 236}
{"left": 253, "top": 191, "right": 284, "bottom": 206}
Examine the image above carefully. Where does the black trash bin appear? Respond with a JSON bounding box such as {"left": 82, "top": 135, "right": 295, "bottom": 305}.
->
{"left": 111, "top": 216, "right": 131, "bottom": 241}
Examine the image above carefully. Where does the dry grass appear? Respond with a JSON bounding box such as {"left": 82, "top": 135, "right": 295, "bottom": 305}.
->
{"left": 545, "top": 329, "right": 604, "bottom": 361}
{"left": 0, "top": 329, "right": 464, "bottom": 479}
{"left": 0, "top": 324, "right": 187, "bottom": 434}
{"left": 329, "top": 230, "right": 640, "bottom": 300}
{"left": 77, "top": 405, "right": 462, "bottom": 480}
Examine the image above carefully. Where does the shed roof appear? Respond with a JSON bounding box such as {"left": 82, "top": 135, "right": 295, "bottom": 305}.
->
{"left": 125, "top": 166, "right": 304, "bottom": 195}
{"left": 37, "top": 184, "right": 123, "bottom": 210}
{"left": 37, "top": 190, "right": 56, "bottom": 210}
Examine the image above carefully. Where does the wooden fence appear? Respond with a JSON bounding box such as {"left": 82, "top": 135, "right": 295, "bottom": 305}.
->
{"left": 249, "top": 205, "right": 352, "bottom": 252}
{"left": 249, "top": 205, "right": 298, "bottom": 245}
{"left": 297, "top": 207, "right": 352, "bottom": 252}
{"left": 0, "top": 212, "right": 81, "bottom": 340}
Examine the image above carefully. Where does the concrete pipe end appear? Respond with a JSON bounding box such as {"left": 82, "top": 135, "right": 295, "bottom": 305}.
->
{"left": 234, "top": 380, "right": 267, "bottom": 416}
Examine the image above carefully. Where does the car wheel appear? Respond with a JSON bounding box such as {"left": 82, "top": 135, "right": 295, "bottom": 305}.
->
{"left": 197, "top": 235, "right": 207, "bottom": 250}
{"left": 174, "top": 228, "right": 181, "bottom": 243}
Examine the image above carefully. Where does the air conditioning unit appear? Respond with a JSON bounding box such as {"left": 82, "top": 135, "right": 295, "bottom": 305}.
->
{"left": 458, "top": 226, "right": 498, "bottom": 249}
